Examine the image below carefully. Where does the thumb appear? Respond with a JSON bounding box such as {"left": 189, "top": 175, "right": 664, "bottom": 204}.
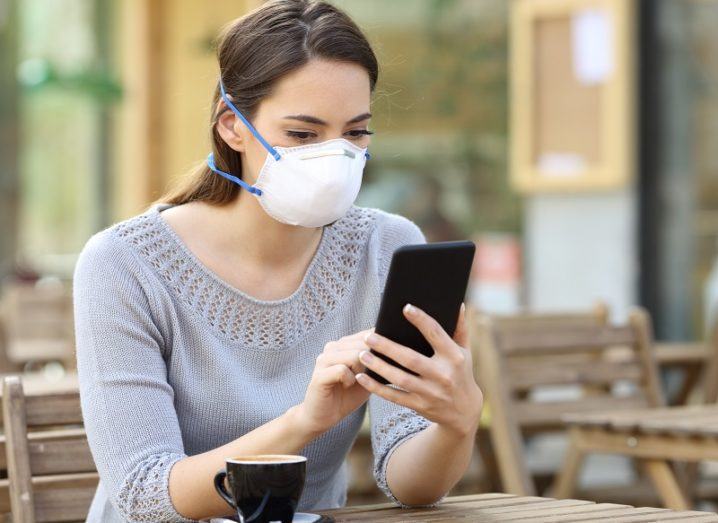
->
{"left": 453, "top": 302, "right": 468, "bottom": 348}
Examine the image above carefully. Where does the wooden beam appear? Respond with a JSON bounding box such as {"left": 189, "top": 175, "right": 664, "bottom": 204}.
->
{"left": 113, "top": 0, "right": 166, "bottom": 219}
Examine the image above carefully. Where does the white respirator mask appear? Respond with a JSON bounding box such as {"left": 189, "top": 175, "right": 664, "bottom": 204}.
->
{"left": 207, "top": 80, "right": 370, "bottom": 228}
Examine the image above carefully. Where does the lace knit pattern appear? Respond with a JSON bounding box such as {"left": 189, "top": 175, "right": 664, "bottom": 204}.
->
{"left": 115, "top": 452, "right": 194, "bottom": 523}
{"left": 113, "top": 206, "right": 377, "bottom": 351}
{"left": 74, "top": 203, "right": 437, "bottom": 523}
{"left": 371, "top": 409, "right": 432, "bottom": 505}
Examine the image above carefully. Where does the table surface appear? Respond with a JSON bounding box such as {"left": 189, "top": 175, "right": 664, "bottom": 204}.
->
{"left": 655, "top": 342, "right": 712, "bottom": 364}
{"left": 563, "top": 404, "right": 718, "bottom": 435}
{"left": 320, "top": 493, "right": 718, "bottom": 522}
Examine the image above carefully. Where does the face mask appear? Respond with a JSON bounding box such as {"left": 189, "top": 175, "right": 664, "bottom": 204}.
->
{"left": 207, "top": 80, "right": 370, "bottom": 228}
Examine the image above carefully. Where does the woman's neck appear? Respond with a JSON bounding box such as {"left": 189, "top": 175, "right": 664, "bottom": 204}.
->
{"left": 160, "top": 195, "right": 324, "bottom": 301}
{"left": 214, "top": 194, "right": 322, "bottom": 267}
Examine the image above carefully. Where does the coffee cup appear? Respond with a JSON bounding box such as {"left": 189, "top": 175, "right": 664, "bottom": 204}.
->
{"left": 214, "top": 454, "right": 307, "bottom": 523}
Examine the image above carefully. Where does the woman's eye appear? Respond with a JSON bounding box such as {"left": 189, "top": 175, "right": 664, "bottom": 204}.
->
{"left": 286, "top": 130, "right": 316, "bottom": 141}
{"left": 346, "top": 129, "right": 375, "bottom": 139}
{"left": 285, "top": 129, "right": 374, "bottom": 142}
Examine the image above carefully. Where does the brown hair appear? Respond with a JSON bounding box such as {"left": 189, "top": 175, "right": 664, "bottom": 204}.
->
{"left": 155, "top": 0, "right": 379, "bottom": 207}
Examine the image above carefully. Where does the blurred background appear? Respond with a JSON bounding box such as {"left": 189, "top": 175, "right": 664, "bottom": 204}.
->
{"left": 3, "top": 0, "right": 718, "bottom": 340}
{"left": 1, "top": 0, "right": 718, "bottom": 509}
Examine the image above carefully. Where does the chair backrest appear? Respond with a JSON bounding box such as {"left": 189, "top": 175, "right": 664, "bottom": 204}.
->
{"left": 484, "top": 302, "right": 610, "bottom": 330}
{"left": 470, "top": 305, "right": 663, "bottom": 496}
{"left": 0, "top": 281, "right": 74, "bottom": 366}
{"left": 2, "top": 376, "right": 97, "bottom": 523}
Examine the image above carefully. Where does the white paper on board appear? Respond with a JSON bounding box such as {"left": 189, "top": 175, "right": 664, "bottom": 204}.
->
{"left": 572, "top": 8, "right": 613, "bottom": 85}
{"left": 537, "top": 152, "right": 586, "bottom": 178}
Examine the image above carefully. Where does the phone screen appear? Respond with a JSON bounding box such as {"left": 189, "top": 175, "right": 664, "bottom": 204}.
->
{"left": 366, "top": 240, "right": 475, "bottom": 385}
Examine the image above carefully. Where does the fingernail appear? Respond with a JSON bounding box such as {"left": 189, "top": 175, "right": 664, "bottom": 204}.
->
{"left": 404, "top": 303, "right": 415, "bottom": 315}
{"left": 365, "top": 333, "right": 379, "bottom": 345}
{"left": 461, "top": 302, "right": 466, "bottom": 313}
{"left": 359, "top": 350, "right": 373, "bottom": 364}
{"left": 356, "top": 373, "right": 368, "bottom": 383}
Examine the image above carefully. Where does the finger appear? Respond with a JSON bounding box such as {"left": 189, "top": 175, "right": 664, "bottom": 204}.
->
{"left": 358, "top": 349, "right": 429, "bottom": 394}
{"left": 355, "top": 372, "right": 419, "bottom": 409}
{"left": 341, "top": 329, "right": 374, "bottom": 343}
{"left": 453, "top": 302, "right": 468, "bottom": 348}
{"left": 316, "top": 351, "right": 365, "bottom": 375}
{"left": 323, "top": 333, "right": 372, "bottom": 356}
{"left": 364, "top": 332, "right": 437, "bottom": 379}
{"left": 317, "top": 364, "right": 356, "bottom": 389}
{"left": 402, "top": 303, "right": 454, "bottom": 355}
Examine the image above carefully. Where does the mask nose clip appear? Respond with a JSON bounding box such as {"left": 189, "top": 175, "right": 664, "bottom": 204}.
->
{"left": 297, "top": 148, "right": 371, "bottom": 161}
{"left": 298, "top": 149, "right": 356, "bottom": 161}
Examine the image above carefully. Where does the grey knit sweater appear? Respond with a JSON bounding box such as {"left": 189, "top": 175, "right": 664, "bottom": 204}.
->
{"left": 73, "top": 202, "right": 436, "bottom": 522}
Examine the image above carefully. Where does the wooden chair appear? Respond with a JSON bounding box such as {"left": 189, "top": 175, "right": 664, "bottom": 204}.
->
{"left": 0, "top": 281, "right": 75, "bottom": 371}
{"left": 471, "top": 306, "right": 664, "bottom": 498}
{"left": 2, "top": 375, "right": 98, "bottom": 522}
{"left": 471, "top": 303, "right": 613, "bottom": 493}
{"left": 554, "top": 315, "right": 718, "bottom": 510}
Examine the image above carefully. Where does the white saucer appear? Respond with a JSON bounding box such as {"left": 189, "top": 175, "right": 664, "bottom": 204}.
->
{"left": 209, "top": 512, "right": 323, "bottom": 523}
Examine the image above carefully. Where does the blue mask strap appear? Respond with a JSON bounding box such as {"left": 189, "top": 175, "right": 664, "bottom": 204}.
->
{"left": 206, "top": 153, "right": 263, "bottom": 196}
{"left": 219, "top": 80, "right": 281, "bottom": 161}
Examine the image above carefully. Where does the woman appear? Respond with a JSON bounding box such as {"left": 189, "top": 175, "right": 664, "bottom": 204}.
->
{"left": 73, "top": 1, "right": 483, "bottom": 521}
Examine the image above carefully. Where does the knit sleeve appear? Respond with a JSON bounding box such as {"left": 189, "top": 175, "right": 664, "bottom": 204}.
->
{"left": 369, "top": 212, "right": 445, "bottom": 507}
{"left": 73, "top": 230, "right": 196, "bottom": 523}
{"left": 375, "top": 211, "right": 427, "bottom": 288}
{"left": 369, "top": 395, "right": 440, "bottom": 507}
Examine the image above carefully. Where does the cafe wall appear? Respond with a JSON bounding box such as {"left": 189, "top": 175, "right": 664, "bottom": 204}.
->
{"left": 112, "top": 0, "right": 263, "bottom": 220}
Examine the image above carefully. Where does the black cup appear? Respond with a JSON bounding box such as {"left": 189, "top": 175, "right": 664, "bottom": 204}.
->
{"left": 214, "top": 454, "right": 307, "bottom": 523}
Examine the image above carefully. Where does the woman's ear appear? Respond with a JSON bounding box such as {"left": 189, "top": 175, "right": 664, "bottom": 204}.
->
{"left": 216, "top": 109, "right": 245, "bottom": 153}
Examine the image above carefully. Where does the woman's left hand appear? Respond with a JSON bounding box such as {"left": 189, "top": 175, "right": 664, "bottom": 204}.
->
{"left": 355, "top": 303, "right": 483, "bottom": 437}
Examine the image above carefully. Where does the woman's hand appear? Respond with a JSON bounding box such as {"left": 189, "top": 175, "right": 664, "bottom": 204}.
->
{"left": 294, "top": 330, "right": 373, "bottom": 436}
{"left": 355, "top": 303, "right": 483, "bottom": 438}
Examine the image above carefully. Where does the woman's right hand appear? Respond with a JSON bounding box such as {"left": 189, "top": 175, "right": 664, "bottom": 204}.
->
{"left": 294, "top": 329, "right": 374, "bottom": 436}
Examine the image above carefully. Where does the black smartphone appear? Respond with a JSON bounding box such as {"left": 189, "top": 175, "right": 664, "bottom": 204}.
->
{"left": 366, "top": 240, "right": 476, "bottom": 385}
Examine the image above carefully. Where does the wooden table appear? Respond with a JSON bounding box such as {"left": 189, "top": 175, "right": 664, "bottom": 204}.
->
{"left": 607, "top": 342, "right": 713, "bottom": 406}
{"left": 320, "top": 493, "right": 718, "bottom": 522}
{"left": 656, "top": 342, "right": 713, "bottom": 405}
{"left": 557, "top": 404, "right": 718, "bottom": 509}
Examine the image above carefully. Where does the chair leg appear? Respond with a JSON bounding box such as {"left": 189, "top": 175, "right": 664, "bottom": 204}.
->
{"left": 672, "top": 365, "right": 702, "bottom": 406}
{"left": 641, "top": 458, "right": 691, "bottom": 510}
{"left": 678, "top": 462, "right": 700, "bottom": 501}
{"left": 476, "top": 429, "right": 501, "bottom": 492}
{"left": 552, "top": 428, "right": 586, "bottom": 499}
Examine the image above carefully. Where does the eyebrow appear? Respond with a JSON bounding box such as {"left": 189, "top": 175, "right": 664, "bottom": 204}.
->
{"left": 282, "top": 113, "right": 372, "bottom": 125}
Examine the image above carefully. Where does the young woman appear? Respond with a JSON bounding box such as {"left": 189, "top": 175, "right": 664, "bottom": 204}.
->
{"left": 73, "top": 1, "right": 483, "bottom": 521}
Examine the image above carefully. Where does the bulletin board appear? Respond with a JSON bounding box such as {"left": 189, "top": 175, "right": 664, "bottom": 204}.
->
{"left": 510, "top": 0, "right": 635, "bottom": 193}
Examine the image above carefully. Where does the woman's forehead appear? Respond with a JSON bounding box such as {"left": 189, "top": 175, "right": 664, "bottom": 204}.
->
{"left": 259, "top": 59, "right": 372, "bottom": 121}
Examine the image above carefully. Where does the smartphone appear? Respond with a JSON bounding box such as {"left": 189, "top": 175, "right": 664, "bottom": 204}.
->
{"left": 366, "top": 240, "right": 476, "bottom": 385}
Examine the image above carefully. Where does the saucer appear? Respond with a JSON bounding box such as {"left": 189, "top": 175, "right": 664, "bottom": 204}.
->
{"left": 209, "top": 512, "right": 333, "bottom": 523}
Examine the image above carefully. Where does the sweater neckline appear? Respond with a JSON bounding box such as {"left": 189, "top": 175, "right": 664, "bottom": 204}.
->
{"left": 150, "top": 203, "right": 329, "bottom": 307}
{"left": 113, "top": 202, "right": 377, "bottom": 350}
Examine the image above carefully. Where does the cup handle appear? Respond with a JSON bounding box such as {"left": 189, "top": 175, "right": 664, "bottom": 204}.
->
{"left": 213, "top": 470, "right": 236, "bottom": 510}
